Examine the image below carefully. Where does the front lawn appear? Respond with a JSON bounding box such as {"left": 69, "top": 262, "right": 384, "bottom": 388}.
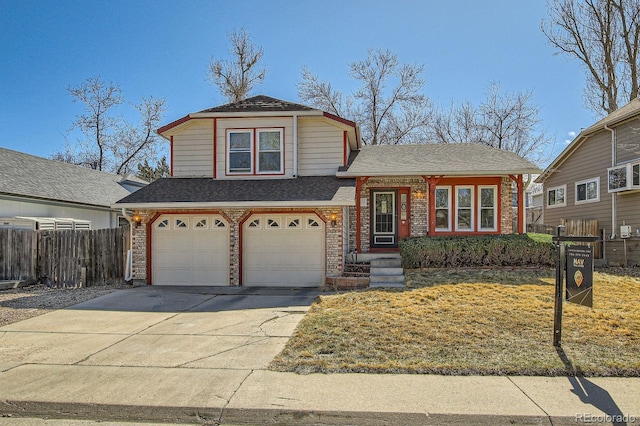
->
{"left": 271, "top": 269, "right": 640, "bottom": 376}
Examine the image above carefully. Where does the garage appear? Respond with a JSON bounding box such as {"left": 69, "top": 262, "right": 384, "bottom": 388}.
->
{"left": 243, "top": 213, "right": 325, "bottom": 287}
{"left": 152, "top": 214, "right": 229, "bottom": 286}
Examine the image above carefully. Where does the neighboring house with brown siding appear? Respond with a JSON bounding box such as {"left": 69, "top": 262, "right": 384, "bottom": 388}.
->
{"left": 536, "top": 98, "right": 640, "bottom": 266}
{"left": 115, "top": 95, "right": 539, "bottom": 287}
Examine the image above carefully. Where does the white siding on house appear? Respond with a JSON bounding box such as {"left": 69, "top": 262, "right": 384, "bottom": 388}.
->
{"left": 0, "top": 196, "right": 119, "bottom": 229}
{"left": 214, "top": 117, "right": 294, "bottom": 179}
{"left": 297, "top": 119, "right": 344, "bottom": 176}
{"left": 172, "top": 120, "right": 214, "bottom": 177}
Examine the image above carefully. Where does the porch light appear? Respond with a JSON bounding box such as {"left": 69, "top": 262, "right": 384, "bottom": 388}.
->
{"left": 414, "top": 189, "right": 426, "bottom": 198}
{"left": 132, "top": 214, "right": 142, "bottom": 227}
{"left": 329, "top": 213, "right": 337, "bottom": 226}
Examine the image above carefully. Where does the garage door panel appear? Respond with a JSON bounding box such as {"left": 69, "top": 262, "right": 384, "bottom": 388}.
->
{"left": 244, "top": 214, "right": 324, "bottom": 287}
{"left": 152, "top": 215, "right": 229, "bottom": 286}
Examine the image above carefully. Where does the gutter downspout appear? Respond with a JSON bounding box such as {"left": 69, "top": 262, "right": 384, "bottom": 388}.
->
{"left": 604, "top": 125, "right": 617, "bottom": 239}
{"left": 121, "top": 208, "right": 134, "bottom": 281}
{"left": 293, "top": 115, "right": 298, "bottom": 177}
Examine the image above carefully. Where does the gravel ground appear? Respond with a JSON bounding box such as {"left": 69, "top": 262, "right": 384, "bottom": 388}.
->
{"left": 0, "top": 282, "right": 134, "bottom": 328}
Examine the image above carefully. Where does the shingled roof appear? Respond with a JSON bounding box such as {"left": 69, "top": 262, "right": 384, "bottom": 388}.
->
{"left": 199, "top": 95, "right": 316, "bottom": 113}
{"left": 0, "top": 147, "right": 146, "bottom": 207}
{"left": 115, "top": 176, "right": 356, "bottom": 207}
{"left": 337, "top": 143, "right": 540, "bottom": 177}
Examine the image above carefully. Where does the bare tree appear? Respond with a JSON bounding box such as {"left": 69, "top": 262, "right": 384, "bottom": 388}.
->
{"left": 542, "top": 0, "right": 640, "bottom": 115}
{"left": 53, "top": 76, "right": 166, "bottom": 174}
{"left": 428, "top": 83, "right": 553, "bottom": 165}
{"left": 207, "top": 28, "right": 266, "bottom": 103}
{"left": 298, "top": 48, "right": 431, "bottom": 145}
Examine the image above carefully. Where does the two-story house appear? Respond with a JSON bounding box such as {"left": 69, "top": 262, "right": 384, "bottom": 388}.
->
{"left": 537, "top": 98, "right": 640, "bottom": 266}
{"left": 115, "top": 95, "right": 539, "bottom": 287}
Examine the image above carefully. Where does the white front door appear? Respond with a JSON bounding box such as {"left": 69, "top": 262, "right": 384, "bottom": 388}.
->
{"left": 243, "top": 214, "right": 325, "bottom": 287}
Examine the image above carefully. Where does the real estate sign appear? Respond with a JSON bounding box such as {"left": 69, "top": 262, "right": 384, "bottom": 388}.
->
{"left": 566, "top": 245, "right": 593, "bottom": 308}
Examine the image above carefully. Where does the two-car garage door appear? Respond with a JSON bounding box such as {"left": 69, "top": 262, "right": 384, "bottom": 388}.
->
{"left": 152, "top": 213, "right": 325, "bottom": 287}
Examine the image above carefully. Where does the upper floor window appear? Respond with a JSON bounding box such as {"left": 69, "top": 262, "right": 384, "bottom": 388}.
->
{"left": 608, "top": 160, "right": 640, "bottom": 192}
{"left": 547, "top": 185, "right": 566, "bottom": 208}
{"left": 575, "top": 177, "right": 599, "bottom": 204}
{"left": 227, "top": 128, "right": 283, "bottom": 175}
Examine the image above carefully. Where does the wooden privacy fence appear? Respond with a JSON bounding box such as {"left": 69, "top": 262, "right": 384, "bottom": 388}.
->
{"left": 561, "top": 218, "right": 602, "bottom": 259}
{"left": 0, "top": 227, "right": 129, "bottom": 287}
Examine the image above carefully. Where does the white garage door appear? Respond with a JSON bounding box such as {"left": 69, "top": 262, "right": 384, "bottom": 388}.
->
{"left": 152, "top": 215, "right": 229, "bottom": 286}
{"left": 243, "top": 214, "right": 325, "bottom": 287}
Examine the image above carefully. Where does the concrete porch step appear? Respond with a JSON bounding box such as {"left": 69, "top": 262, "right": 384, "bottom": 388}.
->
{"left": 370, "top": 258, "right": 402, "bottom": 268}
{"left": 370, "top": 274, "right": 405, "bottom": 283}
{"left": 369, "top": 281, "right": 405, "bottom": 288}
{"left": 370, "top": 267, "right": 404, "bottom": 276}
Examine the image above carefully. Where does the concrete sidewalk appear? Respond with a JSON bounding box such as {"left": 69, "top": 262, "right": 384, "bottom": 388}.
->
{"left": 0, "top": 286, "right": 638, "bottom": 425}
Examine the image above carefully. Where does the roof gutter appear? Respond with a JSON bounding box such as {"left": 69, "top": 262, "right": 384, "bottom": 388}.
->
{"left": 112, "top": 200, "right": 356, "bottom": 210}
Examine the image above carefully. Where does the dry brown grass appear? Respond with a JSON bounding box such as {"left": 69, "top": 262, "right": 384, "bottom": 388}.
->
{"left": 271, "top": 269, "right": 640, "bottom": 376}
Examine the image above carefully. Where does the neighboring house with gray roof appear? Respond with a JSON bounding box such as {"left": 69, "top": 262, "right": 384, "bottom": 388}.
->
{"left": 0, "top": 147, "right": 147, "bottom": 229}
{"left": 115, "top": 95, "right": 539, "bottom": 288}
{"left": 536, "top": 97, "right": 640, "bottom": 266}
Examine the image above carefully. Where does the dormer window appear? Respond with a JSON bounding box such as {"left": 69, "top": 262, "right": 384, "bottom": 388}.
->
{"left": 226, "top": 128, "right": 283, "bottom": 175}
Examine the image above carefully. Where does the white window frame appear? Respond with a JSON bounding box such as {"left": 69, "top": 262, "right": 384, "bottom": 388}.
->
{"left": 434, "top": 186, "right": 451, "bottom": 232}
{"left": 546, "top": 185, "right": 567, "bottom": 208}
{"left": 575, "top": 177, "right": 600, "bottom": 204}
{"left": 256, "top": 129, "right": 283, "bottom": 174}
{"left": 455, "top": 186, "right": 474, "bottom": 232}
{"left": 227, "top": 129, "right": 253, "bottom": 174}
{"left": 478, "top": 185, "right": 497, "bottom": 231}
{"left": 608, "top": 160, "right": 640, "bottom": 192}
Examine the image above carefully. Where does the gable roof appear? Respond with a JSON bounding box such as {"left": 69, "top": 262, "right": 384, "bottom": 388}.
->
{"left": 199, "top": 95, "right": 316, "bottom": 113}
{"left": 0, "top": 147, "right": 146, "bottom": 208}
{"left": 537, "top": 98, "right": 640, "bottom": 183}
{"left": 157, "top": 95, "right": 358, "bottom": 140}
{"left": 336, "top": 143, "right": 540, "bottom": 177}
{"left": 114, "top": 176, "right": 356, "bottom": 208}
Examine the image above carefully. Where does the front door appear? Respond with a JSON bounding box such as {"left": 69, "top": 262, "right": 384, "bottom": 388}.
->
{"left": 372, "top": 190, "right": 396, "bottom": 248}
{"left": 371, "top": 189, "right": 411, "bottom": 249}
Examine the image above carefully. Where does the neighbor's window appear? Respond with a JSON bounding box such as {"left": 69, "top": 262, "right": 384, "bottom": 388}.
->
{"left": 228, "top": 130, "right": 252, "bottom": 174}
{"left": 547, "top": 185, "right": 566, "bottom": 208}
{"left": 575, "top": 177, "right": 599, "bottom": 204}
{"left": 435, "top": 187, "right": 451, "bottom": 231}
{"left": 257, "top": 129, "right": 283, "bottom": 173}
{"left": 608, "top": 161, "right": 640, "bottom": 192}
{"left": 479, "top": 186, "right": 497, "bottom": 231}
{"left": 455, "top": 186, "right": 474, "bottom": 231}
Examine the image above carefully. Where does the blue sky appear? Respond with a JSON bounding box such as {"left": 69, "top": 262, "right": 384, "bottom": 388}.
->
{"left": 1, "top": 0, "right": 597, "bottom": 166}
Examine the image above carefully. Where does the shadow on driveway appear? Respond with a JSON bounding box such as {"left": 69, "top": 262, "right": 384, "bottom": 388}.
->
{"left": 69, "top": 285, "right": 322, "bottom": 313}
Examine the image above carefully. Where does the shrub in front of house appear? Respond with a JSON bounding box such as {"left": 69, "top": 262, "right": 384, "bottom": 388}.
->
{"left": 400, "top": 234, "right": 556, "bottom": 268}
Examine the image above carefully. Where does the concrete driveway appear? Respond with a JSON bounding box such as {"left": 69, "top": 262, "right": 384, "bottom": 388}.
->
{"left": 0, "top": 285, "right": 319, "bottom": 371}
{"left": 0, "top": 286, "right": 320, "bottom": 423}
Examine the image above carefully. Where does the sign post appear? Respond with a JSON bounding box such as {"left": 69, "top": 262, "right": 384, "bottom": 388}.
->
{"left": 552, "top": 230, "right": 598, "bottom": 347}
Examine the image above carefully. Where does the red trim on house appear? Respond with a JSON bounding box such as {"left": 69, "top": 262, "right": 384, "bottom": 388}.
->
{"left": 323, "top": 111, "right": 356, "bottom": 127}
{"left": 343, "top": 131, "right": 348, "bottom": 166}
{"left": 157, "top": 115, "right": 191, "bottom": 134}
{"left": 224, "top": 126, "right": 286, "bottom": 177}
{"left": 169, "top": 136, "right": 174, "bottom": 177}
{"left": 510, "top": 174, "right": 524, "bottom": 234}
{"left": 237, "top": 209, "right": 327, "bottom": 286}
{"left": 213, "top": 119, "right": 217, "bottom": 179}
